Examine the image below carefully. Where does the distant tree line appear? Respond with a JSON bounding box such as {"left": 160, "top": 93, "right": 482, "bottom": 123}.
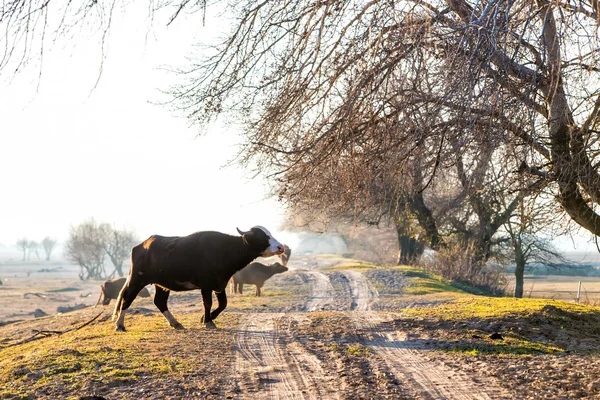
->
{"left": 15, "top": 237, "right": 57, "bottom": 261}
{"left": 64, "top": 219, "right": 138, "bottom": 281}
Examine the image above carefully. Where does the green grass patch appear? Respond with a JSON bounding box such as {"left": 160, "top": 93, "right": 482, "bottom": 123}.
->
{"left": 399, "top": 296, "right": 600, "bottom": 355}
{"left": 226, "top": 289, "right": 301, "bottom": 310}
{"left": 323, "top": 261, "right": 379, "bottom": 271}
{"left": 445, "top": 337, "right": 563, "bottom": 355}
{"left": 403, "top": 297, "right": 599, "bottom": 320}
{"left": 393, "top": 265, "right": 465, "bottom": 295}
{"left": 346, "top": 343, "right": 370, "bottom": 356}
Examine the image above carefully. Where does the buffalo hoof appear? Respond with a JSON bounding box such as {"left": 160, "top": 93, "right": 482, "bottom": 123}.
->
{"left": 172, "top": 323, "right": 185, "bottom": 330}
{"left": 204, "top": 321, "right": 217, "bottom": 329}
{"left": 115, "top": 325, "right": 126, "bottom": 332}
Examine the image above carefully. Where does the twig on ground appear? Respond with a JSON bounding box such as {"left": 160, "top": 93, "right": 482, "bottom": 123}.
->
{"left": 0, "top": 311, "right": 105, "bottom": 349}
{"left": 23, "top": 292, "right": 48, "bottom": 299}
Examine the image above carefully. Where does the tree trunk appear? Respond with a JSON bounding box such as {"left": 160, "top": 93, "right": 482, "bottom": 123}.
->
{"left": 539, "top": 4, "right": 600, "bottom": 236}
{"left": 410, "top": 193, "right": 441, "bottom": 250}
{"left": 114, "top": 263, "right": 124, "bottom": 277}
{"left": 396, "top": 227, "right": 424, "bottom": 265}
{"left": 514, "top": 244, "right": 526, "bottom": 298}
{"left": 109, "top": 255, "right": 125, "bottom": 277}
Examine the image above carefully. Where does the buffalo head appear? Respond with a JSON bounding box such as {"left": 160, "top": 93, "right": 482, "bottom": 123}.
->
{"left": 237, "top": 226, "right": 284, "bottom": 257}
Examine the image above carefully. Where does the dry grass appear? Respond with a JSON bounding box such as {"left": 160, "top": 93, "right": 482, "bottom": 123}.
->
{"left": 505, "top": 275, "right": 600, "bottom": 304}
{"left": 0, "top": 310, "right": 239, "bottom": 399}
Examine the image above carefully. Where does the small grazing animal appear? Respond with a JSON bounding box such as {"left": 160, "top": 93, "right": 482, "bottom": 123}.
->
{"left": 232, "top": 262, "right": 289, "bottom": 296}
{"left": 95, "top": 277, "right": 150, "bottom": 307}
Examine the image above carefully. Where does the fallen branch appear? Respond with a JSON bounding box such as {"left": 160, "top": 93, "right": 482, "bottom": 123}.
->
{"left": 23, "top": 292, "right": 48, "bottom": 299}
{"left": 0, "top": 311, "right": 105, "bottom": 349}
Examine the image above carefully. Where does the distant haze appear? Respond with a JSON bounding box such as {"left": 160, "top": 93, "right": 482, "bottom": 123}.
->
{"left": 0, "top": 6, "right": 286, "bottom": 246}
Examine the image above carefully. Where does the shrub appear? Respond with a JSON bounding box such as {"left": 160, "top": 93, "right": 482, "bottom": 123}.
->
{"left": 420, "top": 242, "right": 507, "bottom": 296}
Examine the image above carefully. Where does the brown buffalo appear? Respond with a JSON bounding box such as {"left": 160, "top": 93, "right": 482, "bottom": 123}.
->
{"left": 231, "top": 262, "right": 288, "bottom": 296}
{"left": 95, "top": 277, "right": 150, "bottom": 307}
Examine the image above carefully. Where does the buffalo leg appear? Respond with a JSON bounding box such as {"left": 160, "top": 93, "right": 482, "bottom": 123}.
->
{"left": 94, "top": 287, "right": 105, "bottom": 307}
{"left": 154, "top": 285, "right": 184, "bottom": 330}
{"left": 201, "top": 288, "right": 216, "bottom": 328}
{"left": 210, "top": 290, "right": 228, "bottom": 321}
{"left": 256, "top": 285, "right": 262, "bottom": 297}
{"left": 113, "top": 279, "right": 146, "bottom": 332}
{"left": 238, "top": 283, "right": 244, "bottom": 295}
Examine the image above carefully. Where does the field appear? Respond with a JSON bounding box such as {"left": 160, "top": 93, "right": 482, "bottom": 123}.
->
{"left": 2, "top": 256, "right": 600, "bottom": 399}
{"left": 505, "top": 274, "right": 600, "bottom": 304}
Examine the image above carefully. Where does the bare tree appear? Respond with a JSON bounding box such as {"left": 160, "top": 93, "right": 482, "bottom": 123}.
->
{"left": 99, "top": 224, "right": 137, "bottom": 278}
{"left": 16, "top": 238, "right": 28, "bottom": 261}
{"left": 41, "top": 237, "right": 57, "bottom": 261}
{"left": 499, "top": 188, "right": 568, "bottom": 298}
{"left": 27, "top": 241, "right": 40, "bottom": 260}
{"left": 0, "top": 1, "right": 204, "bottom": 80}
{"left": 64, "top": 219, "right": 107, "bottom": 280}
{"left": 163, "top": 0, "right": 600, "bottom": 242}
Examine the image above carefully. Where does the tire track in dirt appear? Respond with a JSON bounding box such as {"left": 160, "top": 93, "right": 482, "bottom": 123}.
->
{"left": 234, "top": 312, "right": 339, "bottom": 399}
{"left": 301, "top": 271, "right": 336, "bottom": 312}
{"left": 342, "top": 270, "right": 378, "bottom": 311}
{"left": 339, "top": 271, "right": 511, "bottom": 400}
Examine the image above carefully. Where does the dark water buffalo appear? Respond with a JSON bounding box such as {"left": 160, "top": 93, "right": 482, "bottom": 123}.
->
{"left": 232, "top": 262, "right": 289, "bottom": 296}
{"left": 95, "top": 277, "right": 150, "bottom": 307}
{"left": 113, "top": 226, "right": 284, "bottom": 331}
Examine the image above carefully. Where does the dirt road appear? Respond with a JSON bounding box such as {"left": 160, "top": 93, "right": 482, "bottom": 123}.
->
{"left": 233, "top": 266, "right": 511, "bottom": 399}
{"left": 234, "top": 313, "right": 340, "bottom": 399}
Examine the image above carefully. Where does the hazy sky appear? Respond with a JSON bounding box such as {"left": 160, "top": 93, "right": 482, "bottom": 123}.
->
{"left": 0, "top": 5, "right": 288, "bottom": 246}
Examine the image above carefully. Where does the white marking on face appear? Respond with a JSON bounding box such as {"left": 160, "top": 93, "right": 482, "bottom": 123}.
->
{"left": 254, "top": 225, "right": 284, "bottom": 257}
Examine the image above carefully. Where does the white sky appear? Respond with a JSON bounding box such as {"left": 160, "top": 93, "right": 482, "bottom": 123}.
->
{"left": 0, "top": 5, "right": 289, "bottom": 246}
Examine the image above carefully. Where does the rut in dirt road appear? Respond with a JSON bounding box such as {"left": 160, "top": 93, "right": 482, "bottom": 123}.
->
{"left": 302, "top": 271, "right": 336, "bottom": 312}
{"left": 234, "top": 312, "right": 339, "bottom": 400}
{"left": 233, "top": 270, "right": 339, "bottom": 399}
{"left": 339, "top": 271, "right": 511, "bottom": 400}
{"left": 353, "top": 312, "right": 511, "bottom": 400}
{"left": 341, "top": 270, "right": 377, "bottom": 311}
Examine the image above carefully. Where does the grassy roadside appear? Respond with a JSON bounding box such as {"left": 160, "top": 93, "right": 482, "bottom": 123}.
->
{"left": 0, "top": 312, "right": 239, "bottom": 399}
{"left": 396, "top": 289, "right": 600, "bottom": 355}
{"left": 354, "top": 262, "right": 600, "bottom": 356}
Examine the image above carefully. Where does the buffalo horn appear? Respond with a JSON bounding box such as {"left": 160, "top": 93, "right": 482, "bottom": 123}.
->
{"left": 236, "top": 227, "right": 252, "bottom": 236}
